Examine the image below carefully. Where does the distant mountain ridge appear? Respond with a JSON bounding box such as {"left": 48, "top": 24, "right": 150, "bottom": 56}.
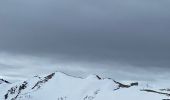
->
{"left": 0, "top": 71, "right": 170, "bottom": 100}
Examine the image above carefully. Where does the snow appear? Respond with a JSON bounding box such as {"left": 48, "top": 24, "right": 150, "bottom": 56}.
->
{"left": 0, "top": 72, "right": 170, "bottom": 100}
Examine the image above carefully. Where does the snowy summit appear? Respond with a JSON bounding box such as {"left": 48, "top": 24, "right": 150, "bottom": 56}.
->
{"left": 0, "top": 72, "right": 170, "bottom": 100}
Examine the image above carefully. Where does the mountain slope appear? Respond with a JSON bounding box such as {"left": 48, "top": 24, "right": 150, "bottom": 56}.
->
{"left": 0, "top": 72, "right": 170, "bottom": 100}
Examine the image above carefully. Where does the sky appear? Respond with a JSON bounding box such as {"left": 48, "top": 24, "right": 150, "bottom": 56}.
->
{"left": 0, "top": 0, "right": 170, "bottom": 81}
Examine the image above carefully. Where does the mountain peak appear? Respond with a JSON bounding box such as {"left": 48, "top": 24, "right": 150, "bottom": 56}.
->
{"left": 0, "top": 72, "right": 170, "bottom": 100}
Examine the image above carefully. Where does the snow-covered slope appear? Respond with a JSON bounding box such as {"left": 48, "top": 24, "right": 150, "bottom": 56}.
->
{"left": 0, "top": 72, "right": 170, "bottom": 100}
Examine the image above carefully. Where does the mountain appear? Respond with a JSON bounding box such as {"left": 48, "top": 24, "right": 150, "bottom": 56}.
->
{"left": 0, "top": 72, "right": 170, "bottom": 100}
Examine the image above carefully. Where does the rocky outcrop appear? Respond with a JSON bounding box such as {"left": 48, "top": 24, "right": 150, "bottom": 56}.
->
{"left": 0, "top": 79, "right": 11, "bottom": 84}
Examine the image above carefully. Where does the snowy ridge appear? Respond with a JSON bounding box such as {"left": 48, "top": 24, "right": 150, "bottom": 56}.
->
{"left": 0, "top": 72, "right": 170, "bottom": 100}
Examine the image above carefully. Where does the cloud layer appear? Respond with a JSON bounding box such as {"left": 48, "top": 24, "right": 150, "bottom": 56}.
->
{"left": 0, "top": 0, "right": 170, "bottom": 81}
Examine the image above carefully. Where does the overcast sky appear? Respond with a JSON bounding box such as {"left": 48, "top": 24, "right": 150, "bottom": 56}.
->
{"left": 0, "top": 0, "right": 170, "bottom": 81}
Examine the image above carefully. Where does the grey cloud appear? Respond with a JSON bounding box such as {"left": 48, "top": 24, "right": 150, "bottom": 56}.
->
{"left": 0, "top": 0, "right": 170, "bottom": 80}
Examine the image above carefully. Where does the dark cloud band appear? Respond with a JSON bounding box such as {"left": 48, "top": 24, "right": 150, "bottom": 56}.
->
{"left": 0, "top": 0, "right": 170, "bottom": 79}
